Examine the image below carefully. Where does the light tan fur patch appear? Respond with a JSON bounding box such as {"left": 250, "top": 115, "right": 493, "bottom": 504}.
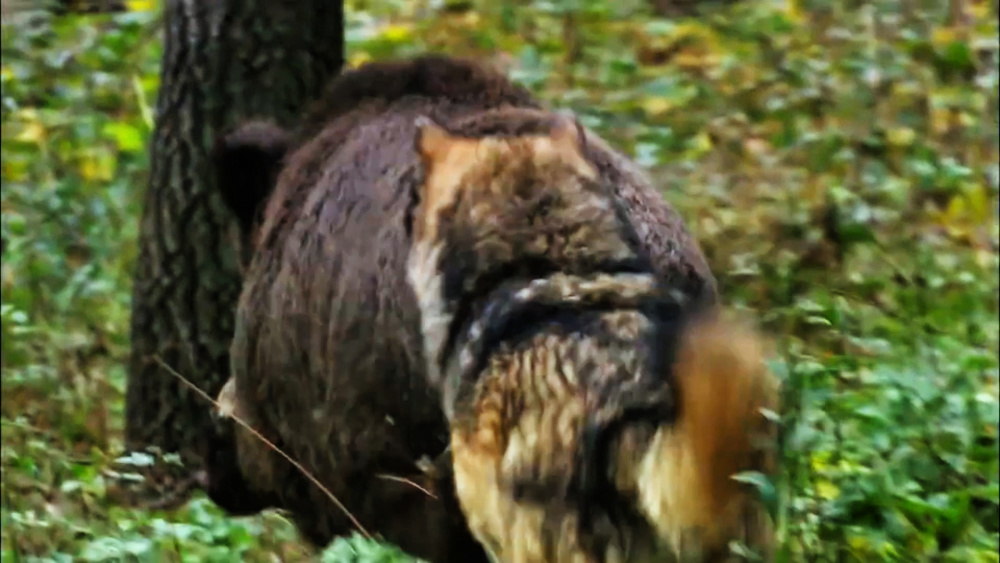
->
{"left": 635, "top": 314, "right": 779, "bottom": 560}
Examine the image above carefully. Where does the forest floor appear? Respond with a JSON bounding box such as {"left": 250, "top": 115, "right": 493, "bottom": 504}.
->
{"left": 2, "top": 1, "right": 998, "bottom": 561}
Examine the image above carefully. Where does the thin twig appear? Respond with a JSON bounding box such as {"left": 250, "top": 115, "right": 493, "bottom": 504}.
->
{"left": 374, "top": 474, "right": 437, "bottom": 500}
{"left": 152, "top": 355, "right": 371, "bottom": 539}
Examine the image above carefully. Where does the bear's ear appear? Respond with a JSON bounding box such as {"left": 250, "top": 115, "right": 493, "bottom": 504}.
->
{"left": 414, "top": 115, "right": 456, "bottom": 164}
{"left": 212, "top": 120, "right": 291, "bottom": 240}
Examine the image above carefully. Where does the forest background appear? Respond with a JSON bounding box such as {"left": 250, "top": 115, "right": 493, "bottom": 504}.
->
{"left": 1, "top": 0, "right": 998, "bottom": 561}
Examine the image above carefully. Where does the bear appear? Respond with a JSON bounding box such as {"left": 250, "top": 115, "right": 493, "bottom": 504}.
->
{"left": 403, "top": 114, "right": 779, "bottom": 562}
{"left": 208, "top": 55, "right": 718, "bottom": 562}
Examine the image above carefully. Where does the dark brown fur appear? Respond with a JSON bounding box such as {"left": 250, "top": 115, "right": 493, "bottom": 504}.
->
{"left": 211, "top": 55, "right": 717, "bottom": 561}
{"left": 212, "top": 120, "right": 291, "bottom": 270}
{"left": 405, "top": 117, "right": 778, "bottom": 562}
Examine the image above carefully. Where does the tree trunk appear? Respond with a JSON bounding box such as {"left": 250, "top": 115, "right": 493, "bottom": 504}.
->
{"left": 122, "top": 0, "right": 343, "bottom": 511}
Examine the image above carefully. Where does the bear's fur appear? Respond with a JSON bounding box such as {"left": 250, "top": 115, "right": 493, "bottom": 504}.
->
{"left": 404, "top": 116, "right": 778, "bottom": 562}
{"left": 210, "top": 55, "right": 717, "bottom": 561}
{"left": 211, "top": 120, "right": 291, "bottom": 271}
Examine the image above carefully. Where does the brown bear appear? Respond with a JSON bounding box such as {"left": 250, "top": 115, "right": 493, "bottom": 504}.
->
{"left": 209, "top": 55, "right": 717, "bottom": 562}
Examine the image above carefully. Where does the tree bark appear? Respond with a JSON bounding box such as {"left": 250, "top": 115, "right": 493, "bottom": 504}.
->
{"left": 122, "top": 0, "right": 343, "bottom": 510}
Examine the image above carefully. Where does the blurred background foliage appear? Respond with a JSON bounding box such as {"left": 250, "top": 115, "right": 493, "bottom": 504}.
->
{"left": 1, "top": 0, "right": 998, "bottom": 561}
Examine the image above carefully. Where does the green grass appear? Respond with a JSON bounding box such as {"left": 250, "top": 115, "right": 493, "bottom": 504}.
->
{"left": 2, "top": 0, "right": 998, "bottom": 561}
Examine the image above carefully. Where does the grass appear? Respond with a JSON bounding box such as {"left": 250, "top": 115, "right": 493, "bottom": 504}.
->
{"left": 2, "top": 0, "right": 998, "bottom": 561}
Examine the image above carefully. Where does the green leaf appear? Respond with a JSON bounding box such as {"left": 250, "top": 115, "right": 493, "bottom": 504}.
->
{"left": 102, "top": 121, "right": 145, "bottom": 153}
{"left": 733, "top": 471, "right": 778, "bottom": 520}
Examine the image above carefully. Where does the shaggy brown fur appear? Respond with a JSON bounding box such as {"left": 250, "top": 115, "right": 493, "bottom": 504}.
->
{"left": 210, "top": 55, "right": 717, "bottom": 561}
{"left": 211, "top": 120, "right": 291, "bottom": 270}
{"left": 406, "top": 116, "right": 779, "bottom": 562}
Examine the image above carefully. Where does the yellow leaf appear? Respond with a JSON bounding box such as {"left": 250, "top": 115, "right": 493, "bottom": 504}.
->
{"left": 887, "top": 127, "right": 916, "bottom": 147}
{"left": 686, "top": 131, "right": 713, "bottom": 158}
{"left": 348, "top": 52, "right": 373, "bottom": 68}
{"left": 16, "top": 122, "right": 46, "bottom": 144}
{"left": 816, "top": 480, "right": 840, "bottom": 500}
{"left": 970, "top": 0, "right": 991, "bottom": 20}
{"left": 666, "top": 22, "right": 715, "bottom": 43}
{"left": 381, "top": 24, "right": 412, "bottom": 42}
{"left": 462, "top": 12, "right": 481, "bottom": 28}
{"left": 783, "top": 0, "right": 805, "bottom": 25}
{"left": 12, "top": 109, "right": 43, "bottom": 143}
{"left": 848, "top": 534, "right": 870, "bottom": 553}
{"left": 79, "top": 152, "right": 116, "bottom": 182}
{"left": 126, "top": 0, "right": 156, "bottom": 12}
{"left": 674, "top": 50, "right": 720, "bottom": 71}
{"left": 943, "top": 195, "right": 966, "bottom": 220}
{"left": 810, "top": 451, "right": 831, "bottom": 472}
{"left": 931, "top": 26, "right": 959, "bottom": 48}
{"left": 0, "top": 66, "right": 12, "bottom": 81}
{"left": 128, "top": 0, "right": 156, "bottom": 11}
{"left": 641, "top": 97, "right": 673, "bottom": 117}
{"left": 965, "top": 183, "right": 990, "bottom": 220}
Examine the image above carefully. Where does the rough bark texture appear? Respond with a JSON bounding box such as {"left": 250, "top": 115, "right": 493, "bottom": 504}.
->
{"left": 123, "top": 0, "right": 343, "bottom": 511}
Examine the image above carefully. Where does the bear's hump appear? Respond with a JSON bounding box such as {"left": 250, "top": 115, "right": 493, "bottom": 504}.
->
{"left": 297, "top": 55, "right": 542, "bottom": 142}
